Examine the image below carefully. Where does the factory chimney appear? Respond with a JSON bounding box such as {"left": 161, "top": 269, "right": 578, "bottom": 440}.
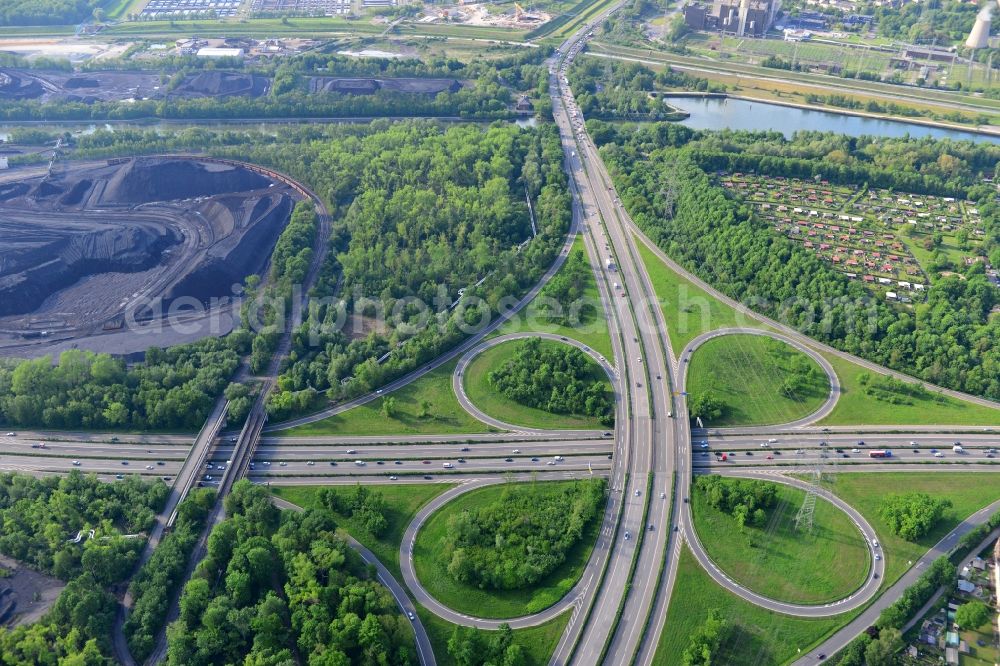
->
{"left": 966, "top": 4, "right": 992, "bottom": 49}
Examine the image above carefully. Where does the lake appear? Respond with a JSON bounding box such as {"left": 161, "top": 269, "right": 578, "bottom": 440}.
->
{"left": 667, "top": 96, "right": 1000, "bottom": 144}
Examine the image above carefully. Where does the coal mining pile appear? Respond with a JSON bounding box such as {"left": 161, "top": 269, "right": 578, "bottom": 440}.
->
{"left": 308, "top": 77, "right": 462, "bottom": 95}
{"left": 0, "top": 157, "right": 300, "bottom": 348}
{"left": 0, "top": 70, "right": 44, "bottom": 100}
{"left": 171, "top": 71, "right": 270, "bottom": 98}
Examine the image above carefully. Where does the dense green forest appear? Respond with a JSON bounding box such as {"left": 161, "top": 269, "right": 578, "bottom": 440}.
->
{"left": 0, "top": 49, "right": 551, "bottom": 122}
{"left": 166, "top": 481, "right": 416, "bottom": 665}
{"left": 439, "top": 479, "right": 605, "bottom": 590}
{"left": 868, "top": 0, "right": 978, "bottom": 42}
{"left": 0, "top": 336, "right": 246, "bottom": 431}
{"left": 0, "top": 472, "right": 169, "bottom": 664}
{"left": 124, "top": 488, "right": 216, "bottom": 663}
{"left": 242, "top": 122, "right": 572, "bottom": 420}
{"left": 487, "top": 338, "right": 614, "bottom": 425}
{"left": 0, "top": 0, "right": 101, "bottom": 26}
{"left": 596, "top": 123, "right": 1000, "bottom": 400}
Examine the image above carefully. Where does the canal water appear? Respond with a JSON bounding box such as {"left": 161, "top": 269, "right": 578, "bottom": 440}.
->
{"left": 666, "top": 95, "right": 1000, "bottom": 144}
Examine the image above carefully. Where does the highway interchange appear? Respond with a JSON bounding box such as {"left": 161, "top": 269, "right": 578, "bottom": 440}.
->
{"left": 1, "top": 13, "right": 999, "bottom": 666}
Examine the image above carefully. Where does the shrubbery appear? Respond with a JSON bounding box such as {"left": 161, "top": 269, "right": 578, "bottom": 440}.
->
{"left": 439, "top": 480, "right": 606, "bottom": 590}
{"left": 878, "top": 493, "right": 952, "bottom": 541}
{"left": 695, "top": 476, "right": 778, "bottom": 529}
{"left": 487, "top": 338, "right": 614, "bottom": 425}
{"left": 318, "top": 484, "right": 389, "bottom": 537}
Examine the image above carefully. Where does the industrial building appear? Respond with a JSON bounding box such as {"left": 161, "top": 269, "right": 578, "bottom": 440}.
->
{"left": 683, "top": 0, "right": 780, "bottom": 37}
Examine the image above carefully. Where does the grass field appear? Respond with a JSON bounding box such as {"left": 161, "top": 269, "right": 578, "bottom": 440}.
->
{"left": 464, "top": 339, "right": 612, "bottom": 430}
{"left": 412, "top": 480, "right": 602, "bottom": 618}
{"left": 636, "top": 240, "right": 765, "bottom": 355}
{"left": 828, "top": 473, "right": 1000, "bottom": 585}
{"left": 818, "top": 353, "right": 1000, "bottom": 426}
{"left": 271, "top": 482, "right": 454, "bottom": 583}
{"left": 686, "top": 334, "right": 830, "bottom": 426}
{"left": 692, "top": 479, "right": 870, "bottom": 604}
{"left": 652, "top": 546, "right": 847, "bottom": 665}
{"left": 277, "top": 358, "right": 495, "bottom": 436}
{"left": 418, "top": 606, "right": 570, "bottom": 666}
{"left": 498, "top": 235, "right": 614, "bottom": 360}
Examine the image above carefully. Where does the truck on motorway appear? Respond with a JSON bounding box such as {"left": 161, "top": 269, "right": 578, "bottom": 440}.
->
{"left": 952, "top": 444, "right": 964, "bottom": 453}
{"left": 869, "top": 450, "right": 892, "bottom": 458}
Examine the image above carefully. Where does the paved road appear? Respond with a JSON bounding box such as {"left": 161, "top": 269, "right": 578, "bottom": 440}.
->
{"left": 546, "top": 25, "right": 677, "bottom": 666}
{"left": 452, "top": 332, "right": 618, "bottom": 432}
{"left": 215, "top": 440, "right": 615, "bottom": 461}
{"left": 678, "top": 327, "right": 841, "bottom": 428}
{"left": 793, "top": 496, "right": 1000, "bottom": 664}
{"left": 261, "top": 432, "right": 610, "bottom": 445}
{"left": 685, "top": 470, "right": 885, "bottom": 615}
{"left": 272, "top": 496, "right": 436, "bottom": 666}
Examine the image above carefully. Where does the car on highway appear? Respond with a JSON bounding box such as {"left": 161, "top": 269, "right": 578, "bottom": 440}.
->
{"left": 261, "top": 461, "right": 270, "bottom": 466}
{"left": 443, "top": 462, "right": 454, "bottom": 469}
{"left": 306, "top": 461, "right": 315, "bottom": 466}
{"left": 603, "top": 432, "right": 612, "bottom": 437}
{"left": 458, "top": 458, "right": 466, "bottom": 463}
{"left": 121, "top": 460, "right": 128, "bottom": 465}
{"left": 547, "top": 461, "right": 556, "bottom": 465}
{"left": 354, "top": 461, "right": 365, "bottom": 467}
{"left": 145, "top": 465, "right": 154, "bottom": 470}
{"left": 660, "top": 492, "right": 666, "bottom": 499}
{"left": 422, "top": 460, "right": 431, "bottom": 465}
{"left": 634, "top": 489, "right": 640, "bottom": 496}
{"left": 874, "top": 553, "right": 881, "bottom": 561}
{"left": 624, "top": 531, "right": 630, "bottom": 540}
{"left": 71, "top": 460, "right": 80, "bottom": 466}
{"left": 554, "top": 455, "right": 564, "bottom": 461}
{"left": 531, "top": 457, "right": 539, "bottom": 462}
{"left": 376, "top": 461, "right": 384, "bottom": 465}
{"left": 328, "top": 461, "right": 337, "bottom": 466}
{"left": 347, "top": 449, "right": 357, "bottom": 454}
{"left": 407, "top": 611, "right": 415, "bottom": 620}
{"left": 857, "top": 440, "right": 865, "bottom": 446}
{"left": 156, "top": 461, "right": 164, "bottom": 466}
{"left": 423, "top": 475, "right": 432, "bottom": 480}
{"left": 505, "top": 457, "right": 514, "bottom": 462}
{"left": 512, "top": 449, "right": 520, "bottom": 454}
{"left": 279, "top": 462, "right": 287, "bottom": 466}
{"left": 204, "top": 475, "right": 212, "bottom": 481}
{"left": 460, "top": 447, "right": 470, "bottom": 452}
{"left": 766, "top": 455, "right": 773, "bottom": 460}
{"left": 934, "top": 452, "right": 944, "bottom": 457}
{"left": 4, "top": 432, "right": 14, "bottom": 437}
{"left": 390, "top": 475, "right": 398, "bottom": 480}
{"left": 116, "top": 474, "right": 124, "bottom": 480}
{"left": 852, "top": 448, "right": 860, "bottom": 453}
{"left": 910, "top": 441, "right": 918, "bottom": 447}
{"left": 796, "top": 449, "right": 803, "bottom": 454}
{"left": 394, "top": 460, "right": 402, "bottom": 465}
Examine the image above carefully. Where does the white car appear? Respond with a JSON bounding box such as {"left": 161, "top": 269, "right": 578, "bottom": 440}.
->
{"left": 145, "top": 465, "right": 154, "bottom": 470}
{"left": 306, "top": 461, "right": 315, "bottom": 466}
{"left": 700, "top": 442, "right": 708, "bottom": 448}
{"left": 934, "top": 452, "right": 944, "bottom": 458}
{"left": 512, "top": 449, "right": 520, "bottom": 454}
{"left": 279, "top": 462, "right": 288, "bottom": 466}
{"left": 443, "top": 462, "right": 454, "bottom": 469}
{"left": 874, "top": 553, "right": 881, "bottom": 561}
{"left": 390, "top": 475, "right": 398, "bottom": 480}
{"left": 547, "top": 461, "right": 556, "bottom": 466}
{"left": 852, "top": 448, "right": 860, "bottom": 453}
{"left": 624, "top": 531, "right": 630, "bottom": 540}
{"left": 262, "top": 461, "right": 271, "bottom": 466}
{"left": 71, "top": 460, "right": 80, "bottom": 466}
{"left": 872, "top": 539, "right": 879, "bottom": 548}
{"left": 5, "top": 432, "right": 14, "bottom": 437}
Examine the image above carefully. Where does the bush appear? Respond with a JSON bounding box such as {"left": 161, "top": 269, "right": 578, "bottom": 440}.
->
{"left": 878, "top": 493, "right": 952, "bottom": 541}
{"left": 439, "top": 480, "right": 606, "bottom": 590}
{"left": 695, "top": 476, "right": 778, "bottom": 528}
{"left": 487, "top": 338, "right": 614, "bottom": 425}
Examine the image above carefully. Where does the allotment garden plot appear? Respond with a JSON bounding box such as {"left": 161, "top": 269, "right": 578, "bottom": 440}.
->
{"left": 720, "top": 173, "right": 988, "bottom": 303}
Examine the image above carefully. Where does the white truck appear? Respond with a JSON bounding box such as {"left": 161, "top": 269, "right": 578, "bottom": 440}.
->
{"left": 952, "top": 444, "right": 964, "bottom": 453}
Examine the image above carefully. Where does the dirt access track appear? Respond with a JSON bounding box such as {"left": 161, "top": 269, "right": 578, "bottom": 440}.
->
{"left": 0, "top": 156, "right": 302, "bottom": 358}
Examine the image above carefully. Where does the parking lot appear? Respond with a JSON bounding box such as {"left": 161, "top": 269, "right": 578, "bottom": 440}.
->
{"left": 141, "top": 0, "right": 243, "bottom": 19}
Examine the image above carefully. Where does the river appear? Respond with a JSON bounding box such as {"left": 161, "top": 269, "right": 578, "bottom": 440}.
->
{"left": 666, "top": 96, "right": 1000, "bottom": 144}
